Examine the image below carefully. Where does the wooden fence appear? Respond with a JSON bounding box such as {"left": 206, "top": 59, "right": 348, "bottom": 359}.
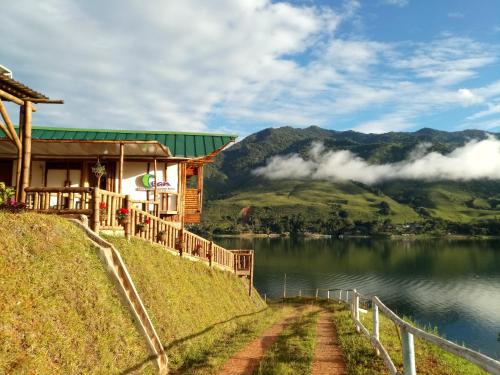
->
{"left": 24, "top": 187, "right": 253, "bottom": 290}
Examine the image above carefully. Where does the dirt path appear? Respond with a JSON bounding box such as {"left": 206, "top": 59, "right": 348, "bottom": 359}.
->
{"left": 311, "top": 310, "right": 347, "bottom": 375}
{"left": 217, "top": 310, "right": 297, "bottom": 375}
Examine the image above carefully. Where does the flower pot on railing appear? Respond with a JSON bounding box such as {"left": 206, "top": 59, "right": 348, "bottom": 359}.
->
{"left": 136, "top": 217, "right": 151, "bottom": 233}
{"left": 157, "top": 231, "right": 168, "bottom": 242}
{"left": 193, "top": 243, "right": 203, "bottom": 257}
{"left": 117, "top": 208, "right": 130, "bottom": 226}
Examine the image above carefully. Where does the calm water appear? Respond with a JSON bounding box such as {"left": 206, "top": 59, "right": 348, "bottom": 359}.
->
{"left": 218, "top": 237, "right": 500, "bottom": 359}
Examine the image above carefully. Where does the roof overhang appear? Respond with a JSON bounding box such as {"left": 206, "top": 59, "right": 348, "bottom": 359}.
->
{"left": 0, "top": 139, "right": 171, "bottom": 159}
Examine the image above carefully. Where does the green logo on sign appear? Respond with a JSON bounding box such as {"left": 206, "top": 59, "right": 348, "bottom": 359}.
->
{"left": 141, "top": 173, "right": 155, "bottom": 188}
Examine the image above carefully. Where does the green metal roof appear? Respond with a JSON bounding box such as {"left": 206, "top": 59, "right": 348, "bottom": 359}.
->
{"left": 14, "top": 126, "right": 237, "bottom": 158}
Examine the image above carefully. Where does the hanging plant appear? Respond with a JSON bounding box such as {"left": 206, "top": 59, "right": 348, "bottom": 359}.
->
{"left": 92, "top": 159, "right": 106, "bottom": 187}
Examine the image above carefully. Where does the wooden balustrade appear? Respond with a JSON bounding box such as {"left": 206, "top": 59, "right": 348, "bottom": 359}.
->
{"left": 24, "top": 187, "right": 253, "bottom": 285}
{"left": 25, "top": 187, "right": 93, "bottom": 214}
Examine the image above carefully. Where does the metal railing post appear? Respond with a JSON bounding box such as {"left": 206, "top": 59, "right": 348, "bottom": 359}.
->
{"left": 401, "top": 326, "right": 416, "bottom": 375}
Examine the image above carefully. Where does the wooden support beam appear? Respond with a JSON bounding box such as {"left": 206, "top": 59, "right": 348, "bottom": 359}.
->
{"left": 153, "top": 158, "right": 158, "bottom": 205}
{"left": 16, "top": 105, "right": 25, "bottom": 195}
{"left": 118, "top": 143, "right": 124, "bottom": 194}
{"left": 0, "top": 122, "right": 13, "bottom": 142}
{"left": 0, "top": 99, "right": 21, "bottom": 150}
{"left": 25, "top": 98, "right": 64, "bottom": 104}
{"left": 0, "top": 89, "right": 24, "bottom": 105}
{"left": 20, "top": 101, "right": 32, "bottom": 202}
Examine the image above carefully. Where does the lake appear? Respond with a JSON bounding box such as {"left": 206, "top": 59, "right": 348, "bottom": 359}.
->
{"left": 217, "top": 237, "right": 500, "bottom": 359}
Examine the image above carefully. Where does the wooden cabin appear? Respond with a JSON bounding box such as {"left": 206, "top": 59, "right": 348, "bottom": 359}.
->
{"left": 0, "top": 67, "right": 253, "bottom": 295}
{"left": 0, "top": 126, "right": 235, "bottom": 224}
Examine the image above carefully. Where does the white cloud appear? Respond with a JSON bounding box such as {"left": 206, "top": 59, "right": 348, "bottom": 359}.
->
{"left": 467, "top": 103, "right": 500, "bottom": 120}
{"left": 448, "top": 12, "right": 464, "bottom": 19}
{"left": 254, "top": 138, "right": 500, "bottom": 184}
{"left": 0, "top": 1, "right": 498, "bottom": 135}
{"left": 382, "top": 0, "right": 409, "bottom": 7}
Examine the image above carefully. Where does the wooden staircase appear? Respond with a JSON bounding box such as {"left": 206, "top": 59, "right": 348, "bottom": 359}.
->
{"left": 71, "top": 219, "right": 169, "bottom": 374}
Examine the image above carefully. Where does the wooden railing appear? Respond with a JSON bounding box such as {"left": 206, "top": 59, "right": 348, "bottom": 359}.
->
{"left": 24, "top": 187, "right": 254, "bottom": 286}
{"left": 25, "top": 187, "right": 93, "bottom": 214}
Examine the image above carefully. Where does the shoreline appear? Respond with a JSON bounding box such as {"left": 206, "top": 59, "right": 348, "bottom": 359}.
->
{"left": 212, "top": 233, "right": 500, "bottom": 240}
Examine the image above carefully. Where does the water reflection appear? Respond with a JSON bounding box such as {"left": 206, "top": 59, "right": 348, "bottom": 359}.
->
{"left": 218, "top": 237, "right": 500, "bottom": 359}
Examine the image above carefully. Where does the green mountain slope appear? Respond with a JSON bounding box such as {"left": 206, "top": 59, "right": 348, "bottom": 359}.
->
{"left": 202, "top": 126, "right": 500, "bottom": 234}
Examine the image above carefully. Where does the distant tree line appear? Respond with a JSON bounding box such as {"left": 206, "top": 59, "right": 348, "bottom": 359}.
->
{"left": 192, "top": 204, "right": 500, "bottom": 238}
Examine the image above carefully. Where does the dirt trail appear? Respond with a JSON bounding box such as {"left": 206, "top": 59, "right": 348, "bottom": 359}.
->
{"left": 311, "top": 309, "right": 347, "bottom": 375}
{"left": 217, "top": 310, "right": 297, "bottom": 375}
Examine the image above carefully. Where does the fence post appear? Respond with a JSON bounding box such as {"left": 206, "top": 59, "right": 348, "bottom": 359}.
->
{"left": 372, "top": 299, "right": 380, "bottom": 356}
{"left": 264, "top": 294, "right": 267, "bottom": 302}
{"left": 346, "top": 290, "right": 350, "bottom": 303}
{"left": 91, "top": 188, "right": 100, "bottom": 232}
{"left": 208, "top": 241, "right": 213, "bottom": 267}
{"left": 401, "top": 326, "right": 416, "bottom": 375}
{"left": 339, "top": 290, "right": 342, "bottom": 303}
{"left": 299, "top": 289, "right": 302, "bottom": 298}
{"left": 124, "top": 194, "right": 131, "bottom": 240}
{"left": 327, "top": 290, "right": 330, "bottom": 300}
{"left": 315, "top": 289, "right": 319, "bottom": 300}
{"left": 283, "top": 273, "right": 287, "bottom": 300}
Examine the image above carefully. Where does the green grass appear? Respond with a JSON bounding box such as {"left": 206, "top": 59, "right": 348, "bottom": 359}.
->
{"left": 0, "top": 213, "right": 155, "bottom": 374}
{"left": 204, "top": 180, "right": 421, "bottom": 226}
{"left": 255, "top": 306, "right": 320, "bottom": 375}
{"left": 105, "top": 236, "right": 283, "bottom": 374}
{"left": 331, "top": 302, "right": 487, "bottom": 375}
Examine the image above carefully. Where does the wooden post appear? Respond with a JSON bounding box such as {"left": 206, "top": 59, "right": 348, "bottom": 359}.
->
{"left": 299, "top": 289, "right": 302, "bottom": 298}
{"left": 354, "top": 290, "right": 360, "bottom": 332}
{"left": 373, "top": 300, "right": 380, "bottom": 356}
{"left": 339, "top": 290, "right": 342, "bottom": 303}
{"left": 346, "top": 290, "right": 350, "bottom": 303}
{"left": 118, "top": 143, "right": 124, "bottom": 194}
{"left": 20, "top": 102, "right": 32, "bottom": 202}
{"left": 92, "top": 188, "right": 101, "bottom": 232}
{"left": 327, "top": 290, "right": 330, "bottom": 300}
{"left": 283, "top": 273, "right": 287, "bottom": 300}
{"left": 401, "top": 326, "right": 416, "bottom": 375}
{"left": 124, "top": 195, "right": 131, "bottom": 240}
{"left": 315, "top": 289, "right": 319, "bottom": 300}
{"left": 264, "top": 294, "right": 267, "bottom": 303}
{"left": 208, "top": 241, "right": 213, "bottom": 267}
{"left": 248, "top": 251, "right": 254, "bottom": 297}
{"left": 153, "top": 158, "right": 158, "bottom": 208}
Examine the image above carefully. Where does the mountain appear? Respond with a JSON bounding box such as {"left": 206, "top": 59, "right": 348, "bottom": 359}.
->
{"left": 201, "top": 126, "right": 500, "bottom": 235}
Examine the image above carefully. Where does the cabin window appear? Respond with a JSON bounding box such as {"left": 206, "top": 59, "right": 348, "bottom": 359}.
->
{"left": 45, "top": 161, "right": 83, "bottom": 187}
{"left": 186, "top": 174, "right": 198, "bottom": 189}
{"left": 0, "top": 160, "right": 13, "bottom": 186}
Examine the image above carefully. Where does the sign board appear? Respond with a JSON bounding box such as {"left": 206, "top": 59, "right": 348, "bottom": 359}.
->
{"left": 136, "top": 173, "right": 176, "bottom": 192}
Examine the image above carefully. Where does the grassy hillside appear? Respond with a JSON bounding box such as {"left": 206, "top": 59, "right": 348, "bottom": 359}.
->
{"left": 203, "top": 126, "right": 500, "bottom": 233}
{"left": 204, "top": 180, "right": 421, "bottom": 228}
{"left": 0, "top": 213, "right": 155, "bottom": 374}
{"left": 105, "top": 236, "right": 281, "bottom": 374}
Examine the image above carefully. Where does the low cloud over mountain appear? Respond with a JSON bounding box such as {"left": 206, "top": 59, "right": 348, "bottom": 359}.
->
{"left": 253, "top": 137, "right": 500, "bottom": 184}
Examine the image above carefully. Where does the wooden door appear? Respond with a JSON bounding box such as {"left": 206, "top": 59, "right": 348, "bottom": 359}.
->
{"left": 184, "top": 165, "right": 201, "bottom": 223}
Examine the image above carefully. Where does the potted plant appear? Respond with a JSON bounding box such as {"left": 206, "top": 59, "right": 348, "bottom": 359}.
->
{"left": 193, "top": 243, "right": 203, "bottom": 256}
{"left": 157, "top": 230, "right": 167, "bottom": 242}
{"left": 92, "top": 159, "right": 106, "bottom": 187}
{"left": 117, "top": 207, "right": 130, "bottom": 225}
{"left": 99, "top": 201, "right": 107, "bottom": 222}
{"left": 136, "top": 217, "right": 151, "bottom": 232}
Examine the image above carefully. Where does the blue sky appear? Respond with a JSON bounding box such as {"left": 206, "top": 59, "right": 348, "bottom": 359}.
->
{"left": 1, "top": 0, "right": 500, "bottom": 137}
